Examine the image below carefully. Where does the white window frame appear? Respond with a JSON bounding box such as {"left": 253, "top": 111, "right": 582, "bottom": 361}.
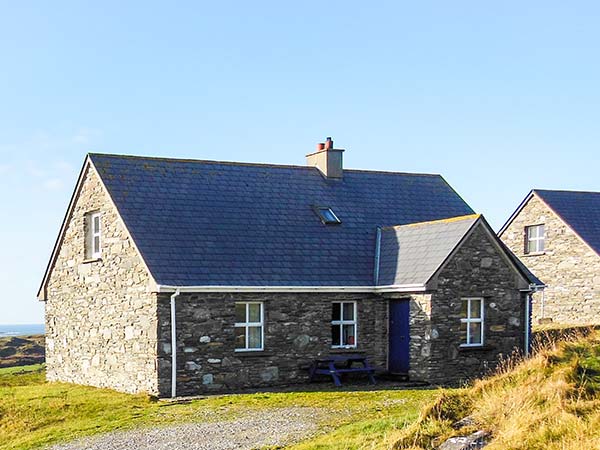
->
{"left": 234, "top": 302, "right": 264, "bottom": 352}
{"left": 460, "top": 297, "right": 484, "bottom": 347}
{"left": 331, "top": 301, "right": 358, "bottom": 349}
{"left": 86, "top": 212, "right": 102, "bottom": 259}
{"left": 525, "top": 224, "right": 545, "bottom": 254}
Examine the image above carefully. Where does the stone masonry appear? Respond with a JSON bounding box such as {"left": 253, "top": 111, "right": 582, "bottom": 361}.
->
{"left": 41, "top": 165, "right": 529, "bottom": 396}
{"left": 500, "top": 195, "right": 600, "bottom": 325}
{"left": 156, "top": 292, "right": 387, "bottom": 396}
{"left": 44, "top": 165, "right": 159, "bottom": 395}
{"left": 406, "top": 224, "right": 527, "bottom": 385}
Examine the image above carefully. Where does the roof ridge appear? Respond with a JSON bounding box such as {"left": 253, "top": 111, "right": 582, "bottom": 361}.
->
{"left": 534, "top": 188, "right": 600, "bottom": 195}
{"left": 88, "top": 153, "right": 442, "bottom": 178}
{"left": 382, "top": 214, "right": 480, "bottom": 230}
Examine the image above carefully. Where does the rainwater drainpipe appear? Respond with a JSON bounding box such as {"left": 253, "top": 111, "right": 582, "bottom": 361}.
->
{"left": 525, "top": 289, "right": 531, "bottom": 357}
{"left": 170, "top": 289, "right": 181, "bottom": 398}
{"left": 374, "top": 227, "right": 382, "bottom": 285}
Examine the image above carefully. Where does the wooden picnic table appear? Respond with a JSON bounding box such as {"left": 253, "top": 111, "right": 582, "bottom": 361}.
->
{"left": 309, "top": 354, "right": 376, "bottom": 386}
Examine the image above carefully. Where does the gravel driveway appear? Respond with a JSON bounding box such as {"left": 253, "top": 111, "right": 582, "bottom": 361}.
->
{"left": 48, "top": 407, "right": 322, "bottom": 450}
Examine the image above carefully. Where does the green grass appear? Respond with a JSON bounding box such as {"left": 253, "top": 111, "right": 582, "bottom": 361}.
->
{"left": 0, "top": 368, "right": 436, "bottom": 450}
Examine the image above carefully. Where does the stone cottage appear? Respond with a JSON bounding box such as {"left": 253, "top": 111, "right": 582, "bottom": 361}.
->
{"left": 499, "top": 189, "right": 600, "bottom": 325}
{"left": 38, "top": 138, "right": 541, "bottom": 397}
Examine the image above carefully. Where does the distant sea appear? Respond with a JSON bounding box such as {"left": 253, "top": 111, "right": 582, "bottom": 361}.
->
{"left": 0, "top": 324, "right": 45, "bottom": 337}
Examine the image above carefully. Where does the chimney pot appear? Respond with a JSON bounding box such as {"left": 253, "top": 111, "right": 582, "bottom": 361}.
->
{"left": 325, "top": 137, "right": 333, "bottom": 149}
{"left": 316, "top": 142, "right": 325, "bottom": 151}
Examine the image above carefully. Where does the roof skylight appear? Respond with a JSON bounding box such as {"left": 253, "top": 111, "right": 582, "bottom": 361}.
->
{"left": 314, "top": 207, "right": 341, "bottom": 225}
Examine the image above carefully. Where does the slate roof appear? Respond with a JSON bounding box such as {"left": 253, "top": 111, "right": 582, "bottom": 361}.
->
{"left": 89, "top": 153, "right": 475, "bottom": 287}
{"left": 378, "top": 215, "right": 479, "bottom": 286}
{"left": 534, "top": 190, "right": 600, "bottom": 255}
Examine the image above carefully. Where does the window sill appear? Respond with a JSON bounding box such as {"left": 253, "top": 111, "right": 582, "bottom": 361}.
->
{"left": 459, "top": 345, "right": 495, "bottom": 352}
{"left": 82, "top": 258, "right": 102, "bottom": 264}
{"left": 234, "top": 350, "right": 273, "bottom": 357}
{"left": 330, "top": 348, "right": 362, "bottom": 354}
{"left": 522, "top": 252, "right": 546, "bottom": 257}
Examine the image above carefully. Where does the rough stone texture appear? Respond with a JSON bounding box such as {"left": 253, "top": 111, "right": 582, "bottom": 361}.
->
{"left": 156, "top": 292, "right": 387, "bottom": 396}
{"left": 421, "top": 224, "right": 527, "bottom": 385}
{"left": 500, "top": 194, "right": 600, "bottom": 325}
{"left": 44, "top": 165, "right": 159, "bottom": 394}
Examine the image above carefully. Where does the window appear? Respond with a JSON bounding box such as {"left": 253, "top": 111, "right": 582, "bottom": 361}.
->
{"left": 525, "top": 224, "right": 545, "bottom": 254}
{"left": 86, "top": 212, "right": 102, "bottom": 259}
{"left": 235, "top": 302, "right": 264, "bottom": 351}
{"left": 460, "top": 298, "right": 484, "bottom": 347}
{"left": 314, "top": 207, "right": 341, "bottom": 225}
{"left": 331, "top": 301, "right": 357, "bottom": 348}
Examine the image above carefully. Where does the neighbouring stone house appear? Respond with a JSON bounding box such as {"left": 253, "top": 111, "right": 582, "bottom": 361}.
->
{"left": 38, "top": 138, "right": 541, "bottom": 397}
{"left": 499, "top": 189, "right": 600, "bottom": 325}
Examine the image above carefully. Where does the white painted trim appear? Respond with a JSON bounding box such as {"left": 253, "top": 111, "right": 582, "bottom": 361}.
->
{"left": 234, "top": 301, "right": 264, "bottom": 351}
{"left": 331, "top": 300, "right": 358, "bottom": 349}
{"left": 155, "top": 283, "right": 427, "bottom": 294}
{"left": 170, "top": 289, "right": 180, "bottom": 398}
{"left": 459, "top": 297, "right": 484, "bottom": 347}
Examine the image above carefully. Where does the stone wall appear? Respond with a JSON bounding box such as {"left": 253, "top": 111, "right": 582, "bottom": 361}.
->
{"left": 500, "top": 195, "right": 600, "bottom": 325}
{"left": 156, "top": 292, "right": 387, "bottom": 396}
{"left": 44, "top": 164, "right": 159, "bottom": 395}
{"left": 426, "top": 224, "right": 527, "bottom": 385}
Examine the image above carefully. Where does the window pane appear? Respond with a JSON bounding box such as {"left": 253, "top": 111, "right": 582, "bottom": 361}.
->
{"left": 331, "top": 324, "right": 341, "bottom": 346}
{"left": 469, "top": 322, "right": 482, "bottom": 344}
{"left": 538, "top": 225, "right": 545, "bottom": 237}
{"left": 93, "top": 236, "right": 100, "bottom": 254}
{"left": 470, "top": 299, "right": 482, "bottom": 318}
{"left": 332, "top": 303, "right": 341, "bottom": 321}
{"left": 343, "top": 303, "right": 354, "bottom": 321}
{"left": 342, "top": 324, "right": 356, "bottom": 346}
{"left": 93, "top": 215, "right": 100, "bottom": 233}
{"left": 248, "top": 326, "right": 262, "bottom": 349}
{"left": 248, "top": 303, "right": 261, "bottom": 323}
{"left": 527, "top": 240, "right": 536, "bottom": 254}
{"left": 235, "top": 326, "right": 246, "bottom": 349}
{"left": 460, "top": 300, "right": 468, "bottom": 318}
{"left": 538, "top": 239, "right": 545, "bottom": 252}
{"left": 460, "top": 321, "right": 467, "bottom": 343}
{"left": 235, "top": 303, "right": 246, "bottom": 323}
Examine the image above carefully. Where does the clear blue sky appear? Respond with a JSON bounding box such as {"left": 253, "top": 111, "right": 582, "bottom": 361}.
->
{"left": 1, "top": 1, "right": 598, "bottom": 324}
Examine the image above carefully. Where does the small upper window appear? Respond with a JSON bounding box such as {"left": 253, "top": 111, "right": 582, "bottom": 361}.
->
{"left": 525, "top": 224, "right": 545, "bottom": 254}
{"left": 86, "top": 212, "right": 102, "bottom": 259}
{"left": 315, "top": 207, "right": 341, "bottom": 225}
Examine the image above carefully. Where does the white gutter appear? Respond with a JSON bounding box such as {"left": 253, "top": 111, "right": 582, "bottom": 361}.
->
{"left": 170, "top": 289, "right": 180, "bottom": 398}
{"left": 156, "top": 284, "right": 427, "bottom": 294}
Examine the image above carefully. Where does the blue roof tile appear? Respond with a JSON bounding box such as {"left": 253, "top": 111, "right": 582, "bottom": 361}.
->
{"left": 90, "top": 154, "right": 474, "bottom": 286}
{"left": 535, "top": 189, "right": 600, "bottom": 255}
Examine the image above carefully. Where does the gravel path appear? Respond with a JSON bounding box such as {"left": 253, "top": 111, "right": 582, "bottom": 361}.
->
{"left": 48, "top": 407, "right": 322, "bottom": 450}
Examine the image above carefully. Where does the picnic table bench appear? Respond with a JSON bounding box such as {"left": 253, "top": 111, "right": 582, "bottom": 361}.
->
{"left": 308, "top": 354, "right": 376, "bottom": 386}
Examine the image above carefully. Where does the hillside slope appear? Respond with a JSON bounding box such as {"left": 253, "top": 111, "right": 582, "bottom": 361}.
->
{"left": 0, "top": 335, "right": 45, "bottom": 368}
{"left": 393, "top": 328, "right": 600, "bottom": 450}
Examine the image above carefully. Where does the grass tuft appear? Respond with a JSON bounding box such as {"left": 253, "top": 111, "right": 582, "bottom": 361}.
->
{"left": 392, "top": 329, "right": 600, "bottom": 450}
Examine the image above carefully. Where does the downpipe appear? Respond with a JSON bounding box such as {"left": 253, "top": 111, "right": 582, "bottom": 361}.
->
{"left": 170, "top": 289, "right": 181, "bottom": 398}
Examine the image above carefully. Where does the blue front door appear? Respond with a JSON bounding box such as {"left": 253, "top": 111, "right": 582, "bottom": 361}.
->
{"left": 389, "top": 299, "right": 410, "bottom": 373}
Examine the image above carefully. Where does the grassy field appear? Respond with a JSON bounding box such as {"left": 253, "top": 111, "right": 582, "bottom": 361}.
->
{"left": 0, "top": 365, "right": 436, "bottom": 450}
{"left": 391, "top": 328, "right": 600, "bottom": 450}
